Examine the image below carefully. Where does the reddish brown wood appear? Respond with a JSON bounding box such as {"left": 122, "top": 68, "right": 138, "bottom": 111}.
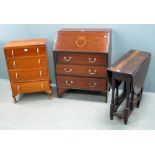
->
{"left": 8, "top": 68, "right": 48, "bottom": 82}
{"left": 57, "top": 76, "right": 107, "bottom": 91}
{"left": 54, "top": 28, "right": 112, "bottom": 101}
{"left": 107, "top": 50, "right": 151, "bottom": 124}
{"left": 53, "top": 29, "right": 111, "bottom": 53}
{"left": 56, "top": 64, "right": 107, "bottom": 78}
{"left": 4, "top": 39, "right": 53, "bottom": 103}
{"left": 57, "top": 53, "right": 106, "bottom": 65}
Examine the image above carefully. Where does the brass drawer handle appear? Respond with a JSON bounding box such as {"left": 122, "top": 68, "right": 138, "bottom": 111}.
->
{"left": 17, "top": 85, "right": 20, "bottom": 91}
{"left": 37, "top": 48, "right": 39, "bottom": 55}
{"left": 12, "top": 50, "right": 14, "bottom": 57}
{"left": 88, "top": 69, "right": 97, "bottom": 75}
{"left": 13, "top": 61, "right": 16, "bottom": 68}
{"left": 24, "top": 48, "right": 28, "bottom": 52}
{"left": 38, "top": 59, "right": 41, "bottom": 64}
{"left": 15, "top": 72, "right": 19, "bottom": 80}
{"left": 88, "top": 57, "right": 96, "bottom": 63}
{"left": 64, "top": 56, "right": 72, "bottom": 62}
{"left": 89, "top": 82, "right": 97, "bottom": 88}
{"left": 65, "top": 80, "right": 74, "bottom": 86}
{"left": 41, "top": 83, "right": 44, "bottom": 88}
{"left": 64, "top": 68, "right": 72, "bottom": 73}
{"left": 39, "top": 71, "right": 42, "bottom": 77}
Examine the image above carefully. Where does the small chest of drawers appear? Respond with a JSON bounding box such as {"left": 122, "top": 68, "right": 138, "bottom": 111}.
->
{"left": 4, "top": 39, "right": 52, "bottom": 103}
{"left": 53, "top": 28, "right": 112, "bottom": 102}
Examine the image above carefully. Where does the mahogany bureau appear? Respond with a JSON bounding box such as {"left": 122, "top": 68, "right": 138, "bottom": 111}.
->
{"left": 4, "top": 39, "right": 53, "bottom": 103}
{"left": 53, "top": 28, "right": 112, "bottom": 102}
{"left": 107, "top": 50, "right": 151, "bottom": 124}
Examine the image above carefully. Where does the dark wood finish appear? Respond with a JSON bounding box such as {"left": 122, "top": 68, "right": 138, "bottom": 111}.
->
{"left": 107, "top": 50, "right": 151, "bottom": 124}
{"left": 56, "top": 64, "right": 107, "bottom": 77}
{"left": 54, "top": 28, "right": 112, "bottom": 102}
{"left": 57, "top": 76, "right": 107, "bottom": 91}
{"left": 57, "top": 53, "right": 106, "bottom": 65}
{"left": 4, "top": 39, "right": 53, "bottom": 103}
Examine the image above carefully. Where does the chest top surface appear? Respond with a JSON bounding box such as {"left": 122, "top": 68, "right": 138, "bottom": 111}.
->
{"left": 4, "top": 38, "right": 46, "bottom": 49}
{"left": 53, "top": 28, "right": 112, "bottom": 53}
{"left": 108, "top": 50, "right": 151, "bottom": 75}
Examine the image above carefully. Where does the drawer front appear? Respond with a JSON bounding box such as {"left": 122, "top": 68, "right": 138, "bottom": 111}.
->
{"left": 9, "top": 68, "right": 49, "bottom": 82}
{"left": 5, "top": 46, "right": 46, "bottom": 58}
{"left": 57, "top": 53, "right": 106, "bottom": 65}
{"left": 11, "top": 81, "right": 50, "bottom": 93}
{"left": 57, "top": 76, "right": 107, "bottom": 91}
{"left": 6, "top": 56, "right": 48, "bottom": 70}
{"left": 56, "top": 64, "right": 107, "bottom": 77}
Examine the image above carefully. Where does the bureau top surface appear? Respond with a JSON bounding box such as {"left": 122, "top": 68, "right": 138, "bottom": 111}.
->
{"left": 107, "top": 50, "right": 151, "bottom": 75}
{"left": 59, "top": 28, "right": 112, "bottom": 32}
{"left": 53, "top": 28, "right": 112, "bottom": 53}
{"left": 4, "top": 38, "right": 46, "bottom": 49}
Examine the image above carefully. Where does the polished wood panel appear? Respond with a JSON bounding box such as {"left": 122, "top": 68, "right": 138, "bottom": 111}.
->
{"left": 107, "top": 50, "right": 151, "bottom": 124}
{"left": 57, "top": 76, "right": 107, "bottom": 91}
{"left": 53, "top": 29, "right": 111, "bottom": 53}
{"left": 11, "top": 81, "right": 50, "bottom": 93}
{"left": 56, "top": 64, "right": 106, "bottom": 77}
{"left": 5, "top": 46, "right": 46, "bottom": 58}
{"left": 8, "top": 68, "right": 49, "bottom": 82}
{"left": 54, "top": 28, "right": 112, "bottom": 101}
{"left": 6, "top": 56, "right": 47, "bottom": 70}
{"left": 4, "top": 39, "right": 52, "bottom": 103}
{"left": 57, "top": 53, "right": 106, "bottom": 65}
{"left": 4, "top": 38, "right": 46, "bottom": 48}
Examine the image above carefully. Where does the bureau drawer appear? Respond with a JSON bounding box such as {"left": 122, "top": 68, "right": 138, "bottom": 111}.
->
{"left": 56, "top": 64, "right": 107, "bottom": 77}
{"left": 6, "top": 56, "right": 48, "bottom": 70}
{"left": 9, "top": 68, "right": 49, "bottom": 82}
{"left": 57, "top": 53, "right": 106, "bottom": 65}
{"left": 57, "top": 76, "right": 107, "bottom": 91}
{"left": 5, "top": 46, "right": 46, "bottom": 58}
{"left": 11, "top": 81, "right": 50, "bottom": 93}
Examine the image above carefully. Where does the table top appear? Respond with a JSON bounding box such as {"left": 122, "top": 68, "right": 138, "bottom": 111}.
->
{"left": 107, "top": 50, "right": 151, "bottom": 75}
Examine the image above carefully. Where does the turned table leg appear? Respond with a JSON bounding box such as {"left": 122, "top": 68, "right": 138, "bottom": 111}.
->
{"left": 137, "top": 88, "right": 143, "bottom": 108}
{"left": 124, "top": 79, "right": 131, "bottom": 125}
{"left": 110, "top": 77, "right": 116, "bottom": 120}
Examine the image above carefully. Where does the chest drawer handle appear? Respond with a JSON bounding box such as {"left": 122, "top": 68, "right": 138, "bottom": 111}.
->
{"left": 38, "top": 59, "right": 41, "bottom": 64}
{"left": 88, "top": 58, "right": 96, "bottom": 63}
{"left": 15, "top": 73, "right": 19, "bottom": 80}
{"left": 88, "top": 69, "right": 97, "bottom": 75}
{"left": 89, "top": 82, "right": 97, "bottom": 88}
{"left": 65, "top": 80, "right": 74, "bottom": 86}
{"left": 64, "top": 56, "right": 72, "bottom": 62}
{"left": 24, "top": 49, "right": 28, "bottom": 52}
{"left": 12, "top": 50, "right": 14, "bottom": 57}
{"left": 41, "top": 83, "right": 44, "bottom": 88}
{"left": 17, "top": 85, "right": 20, "bottom": 91}
{"left": 13, "top": 61, "right": 16, "bottom": 68}
{"left": 37, "top": 48, "right": 39, "bottom": 55}
{"left": 39, "top": 71, "right": 42, "bottom": 77}
{"left": 64, "top": 68, "right": 72, "bottom": 73}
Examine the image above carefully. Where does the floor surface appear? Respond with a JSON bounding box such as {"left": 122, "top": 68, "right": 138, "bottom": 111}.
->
{"left": 0, "top": 79, "right": 154, "bottom": 130}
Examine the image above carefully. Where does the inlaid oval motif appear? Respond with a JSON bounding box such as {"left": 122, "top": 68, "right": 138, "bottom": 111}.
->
{"left": 76, "top": 36, "right": 86, "bottom": 48}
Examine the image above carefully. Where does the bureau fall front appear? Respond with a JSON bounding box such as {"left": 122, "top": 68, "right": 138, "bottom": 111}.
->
{"left": 53, "top": 28, "right": 112, "bottom": 102}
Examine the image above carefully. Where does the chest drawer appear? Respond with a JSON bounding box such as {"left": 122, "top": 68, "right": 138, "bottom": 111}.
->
{"left": 57, "top": 76, "right": 107, "bottom": 91}
{"left": 6, "top": 56, "right": 48, "bottom": 70}
{"left": 56, "top": 64, "right": 107, "bottom": 77}
{"left": 5, "top": 46, "right": 46, "bottom": 58}
{"left": 11, "top": 81, "right": 50, "bottom": 93}
{"left": 57, "top": 53, "right": 106, "bottom": 65}
{"left": 9, "top": 68, "right": 49, "bottom": 82}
